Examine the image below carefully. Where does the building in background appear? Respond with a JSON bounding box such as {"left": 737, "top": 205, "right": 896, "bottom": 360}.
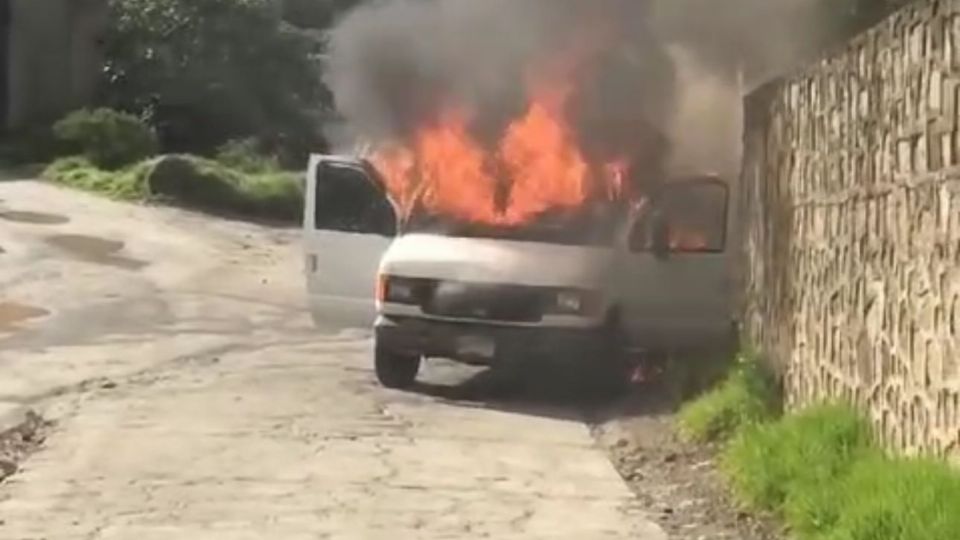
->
{"left": 0, "top": 0, "right": 107, "bottom": 130}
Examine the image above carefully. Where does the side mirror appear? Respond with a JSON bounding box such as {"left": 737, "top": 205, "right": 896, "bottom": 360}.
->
{"left": 651, "top": 211, "right": 670, "bottom": 259}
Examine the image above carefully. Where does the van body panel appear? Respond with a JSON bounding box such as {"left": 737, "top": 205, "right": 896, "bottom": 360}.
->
{"left": 379, "top": 233, "right": 615, "bottom": 289}
{"left": 303, "top": 155, "right": 396, "bottom": 330}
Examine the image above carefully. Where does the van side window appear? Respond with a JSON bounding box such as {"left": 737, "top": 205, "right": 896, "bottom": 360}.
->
{"left": 315, "top": 163, "right": 397, "bottom": 236}
{"left": 629, "top": 179, "right": 728, "bottom": 253}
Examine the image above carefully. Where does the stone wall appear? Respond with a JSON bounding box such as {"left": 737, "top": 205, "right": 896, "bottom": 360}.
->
{"left": 6, "top": 0, "right": 106, "bottom": 128}
{"left": 741, "top": 0, "right": 960, "bottom": 458}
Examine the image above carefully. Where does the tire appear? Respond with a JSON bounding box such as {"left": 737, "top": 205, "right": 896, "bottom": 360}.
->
{"left": 374, "top": 343, "right": 421, "bottom": 389}
{"left": 582, "top": 320, "right": 631, "bottom": 398}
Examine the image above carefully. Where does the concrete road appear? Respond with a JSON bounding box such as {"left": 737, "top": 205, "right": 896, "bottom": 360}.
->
{"left": 0, "top": 181, "right": 664, "bottom": 539}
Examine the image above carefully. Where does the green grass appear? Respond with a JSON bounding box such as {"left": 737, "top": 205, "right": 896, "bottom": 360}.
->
{"left": 43, "top": 154, "right": 303, "bottom": 222}
{"left": 722, "top": 404, "right": 875, "bottom": 517}
{"left": 678, "top": 352, "right": 960, "bottom": 540}
{"left": 721, "top": 405, "right": 960, "bottom": 539}
{"left": 816, "top": 455, "right": 960, "bottom": 540}
{"left": 215, "top": 138, "right": 282, "bottom": 174}
{"left": 42, "top": 156, "right": 151, "bottom": 200}
{"left": 677, "top": 352, "right": 779, "bottom": 442}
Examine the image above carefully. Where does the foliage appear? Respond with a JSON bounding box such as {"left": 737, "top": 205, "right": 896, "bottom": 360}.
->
{"left": 280, "top": 0, "right": 362, "bottom": 30}
{"left": 43, "top": 157, "right": 151, "bottom": 200}
{"left": 216, "top": 138, "right": 281, "bottom": 174}
{"left": 814, "top": 456, "right": 960, "bottom": 540}
{"left": 676, "top": 339, "right": 960, "bottom": 540}
{"left": 53, "top": 109, "right": 159, "bottom": 170}
{"left": 677, "top": 352, "right": 780, "bottom": 442}
{"left": 722, "top": 404, "right": 875, "bottom": 513}
{"left": 714, "top": 401, "right": 960, "bottom": 540}
{"left": 100, "top": 0, "right": 332, "bottom": 158}
{"left": 44, "top": 154, "right": 302, "bottom": 222}
{"left": 147, "top": 155, "right": 302, "bottom": 220}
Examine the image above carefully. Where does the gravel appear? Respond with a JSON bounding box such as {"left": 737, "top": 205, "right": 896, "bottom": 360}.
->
{"left": 591, "top": 386, "right": 783, "bottom": 540}
{"left": 0, "top": 410, "right": 49, "bottom": 483}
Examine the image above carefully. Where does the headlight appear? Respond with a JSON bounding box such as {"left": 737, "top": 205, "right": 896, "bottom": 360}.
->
{"left": 557, "top": 290, "right": 585, "bottom": 312}
{"left": 550, "top": 289, "right": 603, "bottom": 316}
{"left": 388, "top": 280, "right": 417, "bottom": 303}
{"left": 377, "top": 275, "right": 423, "bottom": 305}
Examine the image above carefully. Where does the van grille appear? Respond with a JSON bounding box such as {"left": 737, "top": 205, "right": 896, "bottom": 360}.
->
{"left": 420, "top": 281, "right": 546, "bottom": 323}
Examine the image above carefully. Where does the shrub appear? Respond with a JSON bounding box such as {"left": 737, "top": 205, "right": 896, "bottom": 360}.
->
{"left": 677, "top": 352, "right": 780, "bottom": 442}
{"left": 53, "top": 108, "right": 159, "bottom": 170}
{"left": 216, "top": 139, "right": 280, "bottom": 174}
{"left": 235, "top": 171, "right": 304, "bottom": 219}
{"left": 43, "top": 156, "right": 151, "bottom": 200}
{"left": 146, "top": 155, "right": 302, "bottom": 221}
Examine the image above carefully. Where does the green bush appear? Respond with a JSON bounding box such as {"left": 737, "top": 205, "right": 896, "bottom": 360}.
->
{"left": 147, "top": 155, "right": 239, "bottom": 208}
{"left": 43, "top": 156, "right": 151, "bottom": 200}
{"left": 216, "top": 139, "right": 281, "bottom": 174}
{"left": 53, "top": 108, "right": 159, "bottom": 170}
{"left": 677, "top": 352, "right": 780, "bottom": 442}
{"left": 44, "top": 154, "right": 302, "bottom": 223}
{"left": 145, "top": 155, "right": 302, "bottom": 221}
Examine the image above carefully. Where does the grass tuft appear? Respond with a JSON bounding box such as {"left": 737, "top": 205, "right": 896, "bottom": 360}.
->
{"left": 722, "top": 404, "right": 875, "bottom": 516}
{"left": 816, "top": 456, "right": 960, "bottom": 540}
{"left": 677, "top": 352, "right": 779, "bottom": 442}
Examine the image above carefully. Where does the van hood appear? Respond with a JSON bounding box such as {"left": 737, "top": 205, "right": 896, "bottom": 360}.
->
{"left": 379, "top": 233, "right": 614, "bottom": 288}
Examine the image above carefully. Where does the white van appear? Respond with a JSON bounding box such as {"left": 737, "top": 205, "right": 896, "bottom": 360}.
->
{"left": 304, "top": 155, "right": 738, "bottom": 389}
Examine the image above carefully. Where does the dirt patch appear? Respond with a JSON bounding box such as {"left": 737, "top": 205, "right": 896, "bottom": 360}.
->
{"left": 590, "top": 375, "right": 782, "bottom": 540}
{"left": 45, "top": 234, "right": 147, "bottom": 270}
{"left": 0, "top": 210, "right": 70, "bottom": 225}
{"left": 0, "top": 410, "right": 49, "bottom": 483}
{"left": 0, "top": 302, "right": 50, "bottom": 332}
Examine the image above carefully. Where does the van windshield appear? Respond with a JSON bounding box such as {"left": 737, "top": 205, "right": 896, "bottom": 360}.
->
{"left": 403, "top": 201, "right": 625, "bottom": 247}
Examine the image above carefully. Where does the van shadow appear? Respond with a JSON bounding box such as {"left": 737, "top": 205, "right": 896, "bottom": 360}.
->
{"left": 409, "top": 359, "right": 678, "bottom": 423}
{"left": 407, "top": 348, "right": 737, "bottom": 424}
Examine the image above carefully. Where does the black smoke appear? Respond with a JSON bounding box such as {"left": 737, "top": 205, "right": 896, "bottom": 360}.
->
{"left": 325, "top": 0, "right": 854, "bottom": 185}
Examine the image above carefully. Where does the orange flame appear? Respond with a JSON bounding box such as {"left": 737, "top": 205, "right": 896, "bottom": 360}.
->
{"left": 372, "top": 68, "right": 627, "bottom": 227}
{"left": 497, "top": 86, "right": 588, "bottom": 224}
{"left": 669, "top": 229, "right": 709, "bottom": 251}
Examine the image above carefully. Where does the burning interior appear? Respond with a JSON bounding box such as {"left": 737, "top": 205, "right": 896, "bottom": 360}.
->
{"left": 370, "top": 80, "right": 636, "bottom": 229}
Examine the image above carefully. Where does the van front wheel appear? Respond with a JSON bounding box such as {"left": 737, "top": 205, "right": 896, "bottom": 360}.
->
{"left": 374, "top": 344, "right": 421, "bottom": 389}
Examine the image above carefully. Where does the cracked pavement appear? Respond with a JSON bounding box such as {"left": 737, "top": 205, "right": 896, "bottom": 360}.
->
{"left": 0, "top": 181, "right": 665, "bottom": 539}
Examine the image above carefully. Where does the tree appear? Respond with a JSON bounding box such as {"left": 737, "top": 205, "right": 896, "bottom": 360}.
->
{"left": 281, "top": 0, "right": 363, "bottom": 30}
{"left": 101, "top": 0, "right": 331, "bottom": 161}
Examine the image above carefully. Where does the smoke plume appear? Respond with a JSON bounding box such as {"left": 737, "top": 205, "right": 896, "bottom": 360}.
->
{"left": 325, "top": 0, "right": 843, "bottom": 183}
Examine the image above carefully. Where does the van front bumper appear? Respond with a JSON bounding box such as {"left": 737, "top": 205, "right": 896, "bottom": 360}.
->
{"left": 374, "top": 315, "right": 606, "bottom": 367}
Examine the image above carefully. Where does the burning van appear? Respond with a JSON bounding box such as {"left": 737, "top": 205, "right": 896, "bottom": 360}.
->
{"left": 303, "top": 153, "right": 737, "bottom": 389}
{"left": 305, "top": 0, "right": 753, "bottom": 389}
